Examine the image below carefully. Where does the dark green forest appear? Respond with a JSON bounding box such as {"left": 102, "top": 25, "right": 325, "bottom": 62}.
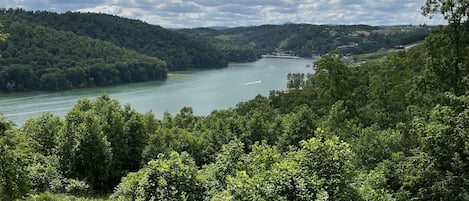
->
{"left": 0, "top": 9, "right": 228, "bottom": 71}
{"left": 1, "top": 1, "right": 469, "bottom": 200}
{"left": 0, "top": 9, "right": 231, "bottom": 92}
{"left": 0, "top": 19, "right": 167, "bottom": 92}
{"left": 177, "top": 24, "right": 432, "bottom": 57}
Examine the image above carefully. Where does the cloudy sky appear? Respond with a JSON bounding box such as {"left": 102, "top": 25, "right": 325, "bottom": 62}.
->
{"left": 0, "top": 0, "right": 445, "bottom": 28}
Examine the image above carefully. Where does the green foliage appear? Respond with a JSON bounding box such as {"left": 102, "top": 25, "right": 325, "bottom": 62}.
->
{"left": 311, "top": 52, "right": 351, "bottom": 107}
{"left": 318, "top": 100, "right": 357, "bottom": 140}
{"left": 0, "top": 130, "right": 32, "bottom": 200}
{"left": 408, "top": 95, "right": 469, "bottom": 200}
{"left": 63, "top": 179, "right": 91, "bottom": 197}
{"left": 423, "top": 27, "right": 469, "bottom": 95}
{"left": 277, "top": 105, "right": 318, "bottom": 149}
{"left": 57, "top": 108, "right": 113, "bottom": 191}
{"left": 239, "top": 111, "right": 272, "bottom": 149}
{"left": 0, "top": 9, "right": 228, "bottom": 71}
{"left": 352, "top": 127, "right": 404, "bottom": 169}
{"left": 213, "top": 42, "right": 257, "bottom": 62}
{"left": 201, "top": 109, "right": 242, "bottom": 161}
{"left": 356, "top": 51, "right": 420, "bottom": 127}
{"left": 0, "top": 23, "right": 8, "bottom": 42}
{"left": 200, "top": 137, "right": 360, "bottom": 200}
{"left": 286, "top": 73, "right": 306, "bottom": 89}
{"left": 143, "top": 126, "right": 204, "bottom": 165}
{"left": 24, "top": 191, "right": 107, "bottom": 201}
{"left": 199, "top": 139, "right": 245, "bottom": 194}
{"left": 28, "top": 155, "right": 62, "bottom": 194}
{"left": 422, "top": 1, "right": 469, "bottom": 95}
{"left": 0, "top": 16, "right": 167, "bottom": 92}
{"left": 111, "top": 152, "right": 201, "bottom": 201}
{"left": 295, "top": 137, "right": 356, "bottom": 200}
{"left": 23, "top": 113, "right": 62, "bottom": 156}
{"left": 422, "top": 0, "right": 469, "bottom": 25}
{"left": 352, "top": 168, "right": 395, "bottom": 201}
{"left": 379, "top": 151, "right": 439, "bottom": 201}
{"left": 269, "top": 88, "right": 317, "bottom": 114}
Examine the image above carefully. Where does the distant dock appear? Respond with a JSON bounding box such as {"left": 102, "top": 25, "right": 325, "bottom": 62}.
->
{"left": 261, "top": 53, "right": 302, "bottom": 59}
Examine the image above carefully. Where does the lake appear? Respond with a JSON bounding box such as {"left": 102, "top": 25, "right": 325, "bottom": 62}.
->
{"left": 0, "top": 58, "right": 314, "bottom": 126}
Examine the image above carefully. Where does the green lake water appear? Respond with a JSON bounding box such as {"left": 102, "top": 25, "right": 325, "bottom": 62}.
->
{"left": 0, "top": 58, "right": 314, "bottom": 126}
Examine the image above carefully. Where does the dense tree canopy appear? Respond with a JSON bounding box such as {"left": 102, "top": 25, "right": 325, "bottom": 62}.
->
{"left": 0, "top": 14, "right": 167, "bottom": 92}
{"left": 0, "top": 9, "right": 229, "bottom": 71}
{"left": 422, "top": 0, "right": 469, "bottom": 95}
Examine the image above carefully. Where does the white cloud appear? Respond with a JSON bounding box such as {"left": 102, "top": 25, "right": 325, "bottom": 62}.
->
{"left": 0, "top": 0, "right": 24, "bottom": 7}
{"left": 0, "top": 0, "right": 446, "bottom": 28}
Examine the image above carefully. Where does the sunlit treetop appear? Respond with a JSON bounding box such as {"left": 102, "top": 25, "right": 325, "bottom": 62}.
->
{"left": 0, "top": 24, "right": 8, "bottom": 41}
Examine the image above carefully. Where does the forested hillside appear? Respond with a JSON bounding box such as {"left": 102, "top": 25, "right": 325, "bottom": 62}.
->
{"left": 0, "top": 17, "right": 167, "bottom": 92}
{"left": 177, "top": 24, "right": 432, "bottom": 57}
{"left": 1, "top": 1, "right": 469, "bottom": 200}
{"left": 0, "top": 9, "right": 228, "bottom": 71}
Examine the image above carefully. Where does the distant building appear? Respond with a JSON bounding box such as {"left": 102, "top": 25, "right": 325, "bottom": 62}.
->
{"left": 394, "top": 45, "right": 405, "bottom": 49}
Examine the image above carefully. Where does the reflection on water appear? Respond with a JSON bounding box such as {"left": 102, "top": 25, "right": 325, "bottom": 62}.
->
{"left": 0, "top": 58, "right": 314, "bottom": 126}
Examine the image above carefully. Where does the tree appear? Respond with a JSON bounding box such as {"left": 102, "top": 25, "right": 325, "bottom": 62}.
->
{"left": 287, "top": 73, "right": 306, "bottom": 89}
{"left": 310, "top": 51, "right": 351, "bottom": 107}
{"left": 318, "top": 100, "right": 356, "bottom": 140}
{"left": 294, "top": 137, "right": 357, "bottom": 200}
{"left": 409, "top": 95, "right": 469, "bottom": 200}
{"left": 352, "top": 126, "right": 404, "bottom": 169}
{"left": 199, "top": 140, "right": 245, "bottom": 199}
{"left": 22, "top": 113, "right": 63, "bottom": 156}
{"left": 422, "top": 0, "right": 469, "bottom": 95}
{"left": 222, "top": 142, "right": 282, "bottom": 201}
{"left": 422, "top": 0, "right": 469, "bottom": 25}
{"left": 206, "top": 137, "right": 360, "bottom": 200}
{"left": 112, "top": 152, "right": 201, "bottom": 201}
{"left": 0, "top": 23, "right": 7, "bottom": 42}
{"left": 92, "top": 94, "right": 126, "bottom": 184}
{"left": 240, "top": 111, "right": 273, "bottom": 149}
{"left": 352, "top": 168, "right": 396, "bottom": 201}
{"left": 278, "top": 105, "right": 318, "bottom": 150}
{"left": 0, "top": 121, "right": 34, "bottom": 200}
{"left": 202, "top": 109, "right": 242, "bottom": 162}
{"left": 0, "top": 133, "right": 31, "bottom": 200}
{"left": 122, "top": 113, "right": 146, "bottom": 173}
{"left": 379, "top": 151, "right": 440, "bottom": 201}
{"left": 364, "top": 53, "right": 416, "bottom": 127}
{"left": 56, "top": 108, "right": 112, "bottom": 191}
{"left": 173, "top": 107, "right": 202, "bottom": 131}
{"left": 143, "top": 126, "right": 204, "bottom": 166}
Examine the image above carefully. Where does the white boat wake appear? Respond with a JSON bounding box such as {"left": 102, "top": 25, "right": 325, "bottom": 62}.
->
{"left": 242, "top": 80, "right": 262, "bottom": 86}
